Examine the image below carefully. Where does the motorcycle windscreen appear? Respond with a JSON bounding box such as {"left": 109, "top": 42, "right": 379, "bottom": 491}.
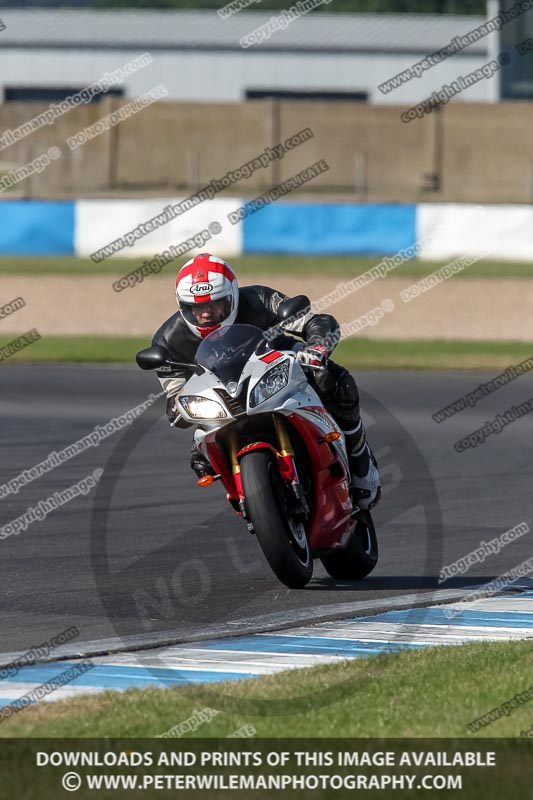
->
{"left": 195, "top": 324, "right": 265, "bottom": 386}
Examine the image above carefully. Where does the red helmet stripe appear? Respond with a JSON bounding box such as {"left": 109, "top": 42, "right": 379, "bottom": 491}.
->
{"left": 176, "top": 254, "right": 236, "bottom": 286}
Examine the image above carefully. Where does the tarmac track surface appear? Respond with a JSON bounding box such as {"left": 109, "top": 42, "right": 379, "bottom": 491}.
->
{"left": 1, "top": 364, "right": 531, "bottom": 656}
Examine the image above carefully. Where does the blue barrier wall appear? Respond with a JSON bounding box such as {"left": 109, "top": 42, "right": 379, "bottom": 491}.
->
{"left": 0, "top": 200, "right": 418, "bottom": 256}
{"left": 0, "top": 200, "right": 526, "bottom": 260}
{"left": 242, "top": 203, "right": 417, "bottom": 255}
{"left": 0, "top": 201, "right": 75, "bottom": 255}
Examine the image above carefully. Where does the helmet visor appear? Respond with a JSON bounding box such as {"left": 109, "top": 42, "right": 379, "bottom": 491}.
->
{"left": 180, "top": 297, "right": 233, "bottom": 329}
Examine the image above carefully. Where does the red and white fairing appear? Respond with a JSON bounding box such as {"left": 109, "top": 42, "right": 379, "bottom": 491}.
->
{"left": 177, "top": 342, "right": 356, "bottom": 551}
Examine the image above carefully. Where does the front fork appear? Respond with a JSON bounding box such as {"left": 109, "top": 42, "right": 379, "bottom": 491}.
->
{"left": 272, "top": 414, "right": 310, "bottom": 520}
{"left": 227, "top": 428, "right": 249, "bottom": 525}
{"left": 213, "top": 415, "right": 310, "bottom": 527}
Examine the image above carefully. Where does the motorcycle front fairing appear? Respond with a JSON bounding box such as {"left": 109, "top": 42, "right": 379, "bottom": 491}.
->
{"left": 176, "top": 324, "right": 355, "bottom": 550}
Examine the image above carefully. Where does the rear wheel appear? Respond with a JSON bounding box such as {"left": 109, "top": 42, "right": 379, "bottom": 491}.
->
{"left": 320, "top": 511, "right": 378, "bottom": 580}
{"left": 239, "top": 451, "right": 313, "bottom": 589}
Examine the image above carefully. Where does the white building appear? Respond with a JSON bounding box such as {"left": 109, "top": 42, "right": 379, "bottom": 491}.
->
{"left": 0, "top": 6, "right": 500, "bottom": 106}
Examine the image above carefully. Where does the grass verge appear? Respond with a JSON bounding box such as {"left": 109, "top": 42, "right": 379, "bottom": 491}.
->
{"left": 1, "top": 640, "right": 531, "bottom": 738}
{"left": 0, "top": 335, "right": 148, "bottom": 363}
{"left": 1, "top": 334, "right": 531, "bottom": 371}
{"left": 1, "top": 255, "right": 533, "bottom": 278}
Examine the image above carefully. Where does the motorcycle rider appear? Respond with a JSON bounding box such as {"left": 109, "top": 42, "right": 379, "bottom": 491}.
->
{"left": 151, "top": 252, "right": 381, "bottom": 510}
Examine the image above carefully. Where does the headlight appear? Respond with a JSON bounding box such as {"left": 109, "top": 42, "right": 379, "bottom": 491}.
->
{"left": 179, "top": 395, "right": 227, "bottom": 419}
{"left": 250, "top": 360, "right": 290, "bottom": 408}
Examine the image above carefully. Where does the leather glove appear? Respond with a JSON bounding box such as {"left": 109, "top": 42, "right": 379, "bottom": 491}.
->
{"left": 296, "top": 343, "right": 329, "bottom": 370}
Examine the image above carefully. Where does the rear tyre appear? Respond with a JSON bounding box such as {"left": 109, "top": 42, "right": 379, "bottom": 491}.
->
{"left": 239, "top": 451, "right": 313, "bottom": 589}
{"left": 320, "top": 511, "right": 378, "bottom": 580}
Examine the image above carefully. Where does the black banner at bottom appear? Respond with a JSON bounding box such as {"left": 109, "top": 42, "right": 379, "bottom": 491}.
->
{"left": 0, "top": 738, "right": 531, "bottom": 799}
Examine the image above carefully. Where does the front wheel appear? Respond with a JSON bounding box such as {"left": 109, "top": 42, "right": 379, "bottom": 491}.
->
{"left": 239, "top": 451, "right": 313, "bottom": 589}
{"left": 320, "top": 511, "right": 378, "bottom": 580}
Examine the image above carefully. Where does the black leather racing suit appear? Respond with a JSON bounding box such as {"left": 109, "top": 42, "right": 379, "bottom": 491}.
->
{"left": 152, "top": 285, "right": 362, "bottom": 471}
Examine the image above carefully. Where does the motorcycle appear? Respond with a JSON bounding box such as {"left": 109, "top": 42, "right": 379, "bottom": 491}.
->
{"left": 136, "top": 295, "right": 378, "bottom": 589}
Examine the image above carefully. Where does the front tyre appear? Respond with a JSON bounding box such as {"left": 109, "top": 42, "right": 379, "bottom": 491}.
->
{"left": 239, "top": 451, "right": 313, "bottom": 589}
{"left": 320, "top": 511, "right": 378, "bottom": 580}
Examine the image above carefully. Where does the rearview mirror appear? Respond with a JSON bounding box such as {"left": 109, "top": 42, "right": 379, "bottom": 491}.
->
{"left": 136, "top": 345, "right": 205, "bottom": 375}
{"left": 277, "top": 294, "right": 311, "bottom": 322}
{"left": 136, "top": 345, "right": 169, "bottom": 370}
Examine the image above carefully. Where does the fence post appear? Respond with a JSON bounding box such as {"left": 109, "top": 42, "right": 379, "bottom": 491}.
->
{"left": 187, "top": 149, "right": 199, "bottom": 190}
{"left": 527, "top": 159, "right": 533, "bottom": 203}
{"left": 108, "top": 96, "right": 120, "bottom": 190}
{"left": 354, "top": 152, "right": 367, "bottom": 200}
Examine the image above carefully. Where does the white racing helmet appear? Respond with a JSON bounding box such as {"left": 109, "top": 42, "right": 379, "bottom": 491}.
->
{"left": 175, "top": 253, "right": 239, "bottom": 338}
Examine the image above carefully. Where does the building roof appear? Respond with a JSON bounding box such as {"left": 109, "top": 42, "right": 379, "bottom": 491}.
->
{"left": 0, "top": 8, "right": 489, "bottom": 54}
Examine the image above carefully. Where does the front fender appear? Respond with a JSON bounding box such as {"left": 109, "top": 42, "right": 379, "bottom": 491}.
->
{"left": 236, "top": 442, "right": 297, "bottom": 483}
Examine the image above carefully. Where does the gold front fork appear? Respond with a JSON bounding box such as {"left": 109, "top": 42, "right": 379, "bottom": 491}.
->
{"left": 227, "top": 416, "right": 293, "bottom": 474}
{"left": 273, "top": 413, "right": 293, "bottom": 457}
{"left": 228, "top": 428, "right": 240, "bottom": 475}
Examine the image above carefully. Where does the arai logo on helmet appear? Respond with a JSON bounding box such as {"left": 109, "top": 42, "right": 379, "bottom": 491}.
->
{"left": 190, "top": 283, "right": 213, "bottom": 295}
